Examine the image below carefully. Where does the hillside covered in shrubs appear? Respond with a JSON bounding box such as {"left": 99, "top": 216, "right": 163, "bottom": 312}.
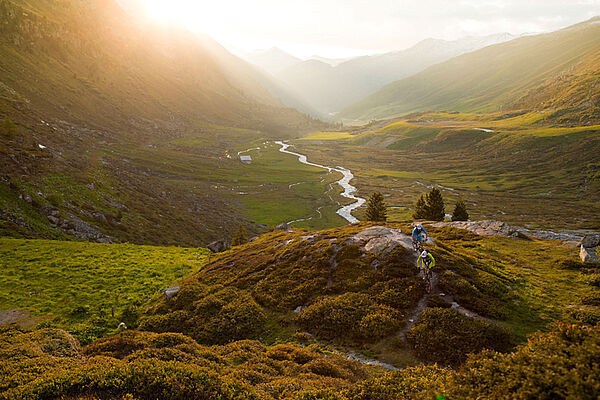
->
{"left": 2, "top": 322, "right": 599, "bottom": 399}
{"left": 2, "top": 222, "right": 599, "bottom": 398}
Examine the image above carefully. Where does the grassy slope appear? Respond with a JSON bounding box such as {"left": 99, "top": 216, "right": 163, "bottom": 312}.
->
{"left": 294, "top": 112, "right": 600, "bottom": 230}
{"left": 1, "top": 226, "right": 598, "bottom": 398}
{"left": 136, "top": 223, "right": 598, "bottom": 366}
{"left": 340, "top": 17, "right": 600, "bottom": 121}
{"left": 0, "top": 0, "right": 329, "bottom": 245}
{"left": 0, "top": 238, "right": 209, "bottom": 343}
{"left": 0, "top": 136, "right": 347, "bottom": 246}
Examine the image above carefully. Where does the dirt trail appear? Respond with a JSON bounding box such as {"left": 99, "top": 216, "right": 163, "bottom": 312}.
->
{"left": 400, "top": 270, "right": 439, "bottom": 337}
{"left": 399, "top": 240, "right": 494, "bottom": 338}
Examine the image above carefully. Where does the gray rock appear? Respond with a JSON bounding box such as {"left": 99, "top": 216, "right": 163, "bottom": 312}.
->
{"left": 580, "top": 246, "right": 599, "bottom": 263}
{"left": 582, "top": 235, "right": 600, "bottom": 249}
{"left": 91, "top": 212, "right": 107, "bottom": 223}
{"left": 41, "top": 205, "right": 60, "bottom": 217}
{"left": 163, "top": 286, "right": 180, "bottom": 300}
{"left": 23, "top": 194, "right": 32, "bottom": 204}
{"left": 431, "top": 220, "right": 520, "bottom": 238}
{"left": 352, "top": 226, "right": 416, "bottom": 256}
{"left": 275, "top": 222, "right": 291, "bottom": 231}
{"left": 47, "top": 215, "right": 59, "bottom": 225}
{"left": 208, "top": 240, "right": 229, "bottom": 253}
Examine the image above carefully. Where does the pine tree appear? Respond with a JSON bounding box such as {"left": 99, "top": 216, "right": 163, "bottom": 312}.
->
{"left": 365, "top": 192, "right": 387, "bottom": 222}
{"left": 452, "top": 198, "right": 469, "bottom": 221}
{"left": 231, "top": 224, "right": 247, "bottom": 246}
{"left": 413, "top": 194, "right": 428, "bottom": 220}
{"left": 426, "top": 187, "right": 445, "bottom": 221}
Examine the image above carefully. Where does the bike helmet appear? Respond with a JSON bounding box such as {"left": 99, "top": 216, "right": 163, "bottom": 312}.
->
{"left": 421, "top": 250, "right": 428, "bottom": 258}
{"left": 417, "top": 224, "right": 423, "bottom": 230}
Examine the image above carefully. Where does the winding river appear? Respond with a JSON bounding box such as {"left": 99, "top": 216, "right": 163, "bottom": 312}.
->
{"left": 275, "top": 141, "right": 366, "bottom": 224}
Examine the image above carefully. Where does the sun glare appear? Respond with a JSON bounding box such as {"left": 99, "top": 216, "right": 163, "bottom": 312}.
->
{"left": 138, "top": 0, "right": 226, "bottom": 34}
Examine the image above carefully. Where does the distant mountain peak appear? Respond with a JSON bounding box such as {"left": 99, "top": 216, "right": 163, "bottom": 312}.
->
{"left": 244, "top": 47, "right": 302, "bottom": 75}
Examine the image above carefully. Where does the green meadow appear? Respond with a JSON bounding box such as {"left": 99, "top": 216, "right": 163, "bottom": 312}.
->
{"left": 292, "top": 112, "right": 600, "bottom": 230}
{"left": 0, "top": 238, "right": 208, "bottom": 343}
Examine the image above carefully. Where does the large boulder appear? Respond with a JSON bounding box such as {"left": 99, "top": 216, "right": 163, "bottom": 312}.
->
{"left": 350, "top": 226, "right": 417, "bottom": 256}
{"left": 207, "top": 240, "right": 229, "bottom": 253}
{"left": 582, "top": 235, "right": 600, "bottom": 249}
{"left": 580, "top": 246, "right": 599, "bottom": 263}
{"left": 163, "top": 286, "right": 180, "bottom": 300}
{"left": 431, "top": 220, "right": 521, "bottom": 238}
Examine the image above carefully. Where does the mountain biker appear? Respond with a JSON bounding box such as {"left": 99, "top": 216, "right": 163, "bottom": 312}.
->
{"left": 412, "top": 224, "right": 428, "bottom": 247}
{"left": 417, "top": 249, "right": 435, "bottom": 273}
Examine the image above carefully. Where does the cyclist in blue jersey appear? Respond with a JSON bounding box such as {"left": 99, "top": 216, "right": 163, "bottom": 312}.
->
{"left": 412, "top": 224, "right": 428, "bottom": 250}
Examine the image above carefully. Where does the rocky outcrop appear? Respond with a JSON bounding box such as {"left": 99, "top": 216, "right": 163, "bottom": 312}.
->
{"left": 582, "top": 235, "right": 600, "bottom": 249}
{"left": 349, "top": 226, "right": 430, "bottom": 256}
{"left": 431, "top": 220, "right": 524, "bottom": 238}
{"left": 430, "top": 220, "right": 590, "bottom": 242}
{"left": 580, "top": 235, "right": 600, "bottom": 263}
{"left": 580, "top": 246, "right": 599, "bottom": 263}
{"left": 208, "top": 240, "right": 229, "bottom": 253}
{"left": 163, "top": 286, "right": 180, "bottom": 300}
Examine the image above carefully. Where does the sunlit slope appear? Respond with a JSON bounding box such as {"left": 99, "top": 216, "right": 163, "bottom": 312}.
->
{"left": 341, "top": 17, "right": 600, "bottom": 121}
{"left": 0, "top": 0, "right": 328, "bottom": 245}
{"left": 0, "top": 0, "right": 316, "bottom": 137}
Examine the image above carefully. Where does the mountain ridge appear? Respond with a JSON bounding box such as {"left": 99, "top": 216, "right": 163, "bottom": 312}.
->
{"left": 271, "top": 32, "right": 521, "bottom": 114}
{"left": 341, "top": 16, "right": 600, "bottom": 122}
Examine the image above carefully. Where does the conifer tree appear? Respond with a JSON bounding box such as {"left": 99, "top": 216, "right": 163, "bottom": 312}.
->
{"left": 426, "top": 187, "right": 445, "bottom": 221}
{"left": 231, "top": 224, "right": 247, "bottom": 246}
{"left": 413, "top": 194, "right": 428, "bottom": 220}
{"left": 365, "top": 192, "right": 387, "bottom": 222}
{"left": 452, "top": 198, "right": 469, "bottom": 221}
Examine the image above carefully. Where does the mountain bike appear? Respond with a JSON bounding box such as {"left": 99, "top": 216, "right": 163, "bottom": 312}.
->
{"left": 412, "top": 239, "right": 424, "bottom": 253}
{"left": 423, "top": 267, "right": 432, "bottom": 293}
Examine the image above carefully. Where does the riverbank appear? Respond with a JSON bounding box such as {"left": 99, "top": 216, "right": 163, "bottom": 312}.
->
{"left": 275, "top": 141, "right": 366, "bottom": 224}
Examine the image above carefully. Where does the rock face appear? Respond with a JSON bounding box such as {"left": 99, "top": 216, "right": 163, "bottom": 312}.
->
{"left": 580, "top": 246, "right": 599, "bottom": 263}
{"left": 431, "top": 220, "right": 522, "bottom": 238}
{"left": 349, "top": 226, "right": 426, "bottom": 256}
{"left": 431, "top": 219, "right": 588, "bottom": 242}
{"left": 163, "top": 286, "right": 180, "bottom": 300}
{"left": 208, "top": 240, "right": 229, "bottom": 253}
{"left": 582, "top": 235, "right": 600, "bottom": 249}
{"left": 580, "top": 235, "right": 600, "bottom": 263}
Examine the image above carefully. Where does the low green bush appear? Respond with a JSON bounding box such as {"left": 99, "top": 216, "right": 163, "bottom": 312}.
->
{"left": 449, "top": 323, "right": 600, "bottom": 399}
{"left": 140, "top": 292, "right": 267, "bottom": 345}
{"left": 566, "top": 307, "right": 600, "bottom": 326}
{"left": 581, "top": 293, "right": 600, "bottom": 306}
{"left": 406, "top": 308, "right": 512, "bottom": 366}
{"left": 342, "top": 366, "right": 449, "bottom": 400}
{"left": 426, "top": 295, "right": 451, "bottom": 309}
{"left": 296, "top": 293, "right": 401, "bottom": 342}
{"left": 584, "top": 273, "right": 600, "bottom": 287}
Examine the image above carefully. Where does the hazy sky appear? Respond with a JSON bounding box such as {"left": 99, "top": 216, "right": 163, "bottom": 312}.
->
{"left": 136, "top": 0, "right": 600, "bottom": 58}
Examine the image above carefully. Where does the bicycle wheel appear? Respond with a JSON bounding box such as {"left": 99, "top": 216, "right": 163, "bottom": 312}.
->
{"left": 425, "top": 269, "right": 432, "bottom": 293}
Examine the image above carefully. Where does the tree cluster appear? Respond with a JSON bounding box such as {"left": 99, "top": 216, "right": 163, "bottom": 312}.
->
{"left": 413, "top": 188, "right": 469, "bottom": 222}
{"left": 413, "top": 187, "right": 445, "bottom": 221}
